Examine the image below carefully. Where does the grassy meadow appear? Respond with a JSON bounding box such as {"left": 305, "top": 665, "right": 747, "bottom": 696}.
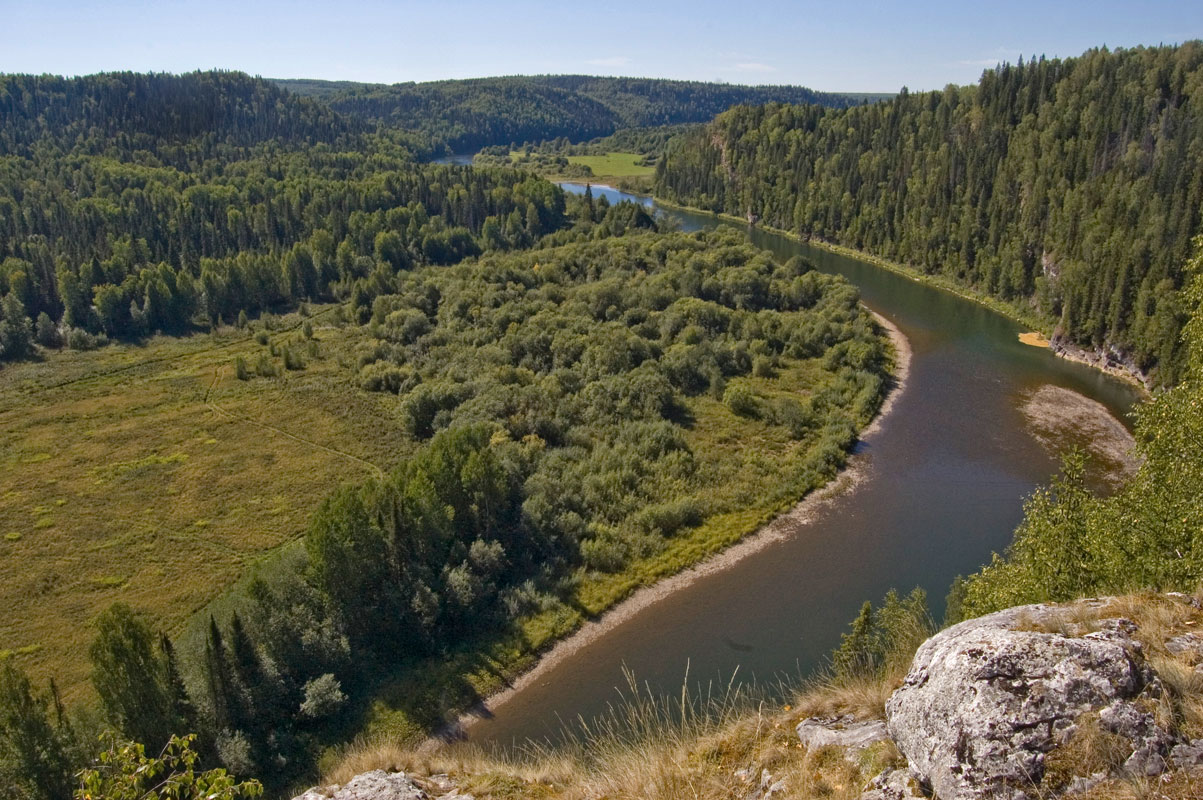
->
{"left": 0, "top": 307, "right": 413, "bottom": 701}
{"left": 563, "top": 152, "right": 656, "bottom": 179}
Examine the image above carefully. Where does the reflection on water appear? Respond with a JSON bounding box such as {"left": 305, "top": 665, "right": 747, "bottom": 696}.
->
{"left": 461, "top": 182, "right": 1144, "bottom": 749}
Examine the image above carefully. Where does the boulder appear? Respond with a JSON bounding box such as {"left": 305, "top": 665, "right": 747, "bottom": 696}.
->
{"left": 885, "top": 603, "right": 1167, "bottom": 800}
{"left": 291, "top": 770, "right": 428, "bottom": 800}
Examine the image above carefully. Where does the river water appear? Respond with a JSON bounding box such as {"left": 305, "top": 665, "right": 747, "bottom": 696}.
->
{"left": 459, "top": 181, "right": 1143, "bottom": 748}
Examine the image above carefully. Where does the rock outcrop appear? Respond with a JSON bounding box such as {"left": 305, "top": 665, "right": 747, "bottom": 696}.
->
{"left": 293, "top": 771, "right": 427, "bottom": 800}
{"left": 797, "top": 715, "right": 890, "bottom": 761}
{"left": 884, "top": 600, "right": 1182, "bottom": 800}
{"left": 292, "top": 770, "right": 472, "bottom": 800}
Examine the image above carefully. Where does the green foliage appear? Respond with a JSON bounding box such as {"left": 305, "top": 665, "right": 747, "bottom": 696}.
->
{"left": 658, "top": 44, "right": 1203, "bottom": 383}
{"left": 282, "top": 346, "right": 305, "bottom": 371}
{"left": 957, "top": 237, "right": 1203, "bottom": 617}
{"left": 722, "top": 380, "right": 760, "bottom": 417}
{"left": 0, "top": 661, "right": 78, "bottom": 800}
{"left": 0, "top": 71, "right": 576, "bottom": 363}
{"left": 830, "top": 589, "right": 934, "bottom": 683}
{"left": 0, "top": 294, "right": 34, "bottom": 361}
{"left": 298, "top": 674, "right": 346, "bottom": 720}
{"left": 76, "top": 733, "right": 261, "bottom": 800}
{"left": 90, "top": 604, "right": 186, "bottom": 751}
{"left": 34, "top": 313, "right": 59, "bottom": 349}
{"left": 253, "top": 354, "right": 277, "bottom": 378}
{"left": 139, "top": 230, "right": 889, "bottom": 789}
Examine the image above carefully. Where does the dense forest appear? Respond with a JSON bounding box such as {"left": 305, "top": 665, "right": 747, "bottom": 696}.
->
{"left": 0, "top": 71, "right": 362, "bottom": 159}
{"left": 0, "top": 71, "right": 576, "bottom": 362}
{"left": 0, "top": 228, "right": 891, "bottom": 797}
{"left": 275, "top": 75, "right": 884, "bottom": 154}
{"left": 656, "top": 43, "right": 1203, "bottom": 384}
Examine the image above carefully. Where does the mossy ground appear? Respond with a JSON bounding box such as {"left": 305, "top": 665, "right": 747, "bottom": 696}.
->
{"left": 0, "top": 306, "right": 412, "bottom": 702}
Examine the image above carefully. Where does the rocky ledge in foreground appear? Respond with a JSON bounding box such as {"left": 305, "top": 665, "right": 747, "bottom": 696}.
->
{"left": 295, "top": 594, "right": 1203, "bottom": 800}
{"left": 880, "top": 596, "right": 1203, "bottom": 800}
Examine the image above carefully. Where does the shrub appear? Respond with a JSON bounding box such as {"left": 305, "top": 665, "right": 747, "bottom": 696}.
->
{"left": 299, "top": 674, "right": 347, "bottom": 720}
{"left": 36, "top": 312, "right": 61, "bottom": 348}
{"left": 283, "top": 346, "right": 305, "bottom": 371}
{"left": 77, "top": 733, "right": 262, "bottom": 800}
{"left": 723, "top": 380, "right": 760, "bottom": 417}
{"left": 581, "top": 533, "right": 627, "bottom": 572}
{"left": 255, "top": 354, "right": 277, "bottom": 378}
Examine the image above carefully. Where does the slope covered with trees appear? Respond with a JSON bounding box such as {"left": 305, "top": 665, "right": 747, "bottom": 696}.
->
{"left": 0, "top": 71, "right": 572, "bottom": 363}
{"left": 0, "top": 71, "right": 360, "bottom": 159}
{"left": 656, "top": 43, "right": 1203, "bottom": 384}
{"left": 275, "top": 75, "right": 884, "bottom": 154}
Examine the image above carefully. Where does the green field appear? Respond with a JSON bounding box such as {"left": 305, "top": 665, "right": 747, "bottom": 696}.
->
{"left": 0, "top": 308, "right": 415, "bottom": 701}
{"left": 564, "top": 151, "right": 656, "bottom": 178}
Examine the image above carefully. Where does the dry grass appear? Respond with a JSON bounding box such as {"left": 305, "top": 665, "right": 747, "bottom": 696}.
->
{"left": 1077, "top": 772, "right": 1203, "bottom": 800}
{"left": 0, "top": 307, "right": 412, "bottom": 701}
{"left": 318, "top": 668, "right": 906, "bottom": 800}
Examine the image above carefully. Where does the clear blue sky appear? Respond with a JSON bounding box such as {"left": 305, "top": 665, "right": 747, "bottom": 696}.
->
{"left": 2, "top": 0, "right": 1201, "bottom": 92}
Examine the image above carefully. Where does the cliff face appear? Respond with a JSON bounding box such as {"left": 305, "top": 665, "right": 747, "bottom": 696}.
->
{"left": 297, "top": 593, "right": 1203, "bottom": 800}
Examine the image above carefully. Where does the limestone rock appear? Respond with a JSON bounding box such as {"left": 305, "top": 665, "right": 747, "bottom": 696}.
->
{"left": 797, "top": 716, "right": 889, "bottom": 753}
{"left": 885, "top": 603, "right": 1164, "bottom": 800}
{"left": 745, "top": 768, "right": 785, "bottom": 800}
{"left": 291, "top": 770, "right": 427, "bottom": 800}
{"left": 1063, "top": 773, "right": 1107, "bottom": 795}
{"left": 859, "top": 768, "right": 926, "bottom": 800}
{"left": 1165, "top": 633, "right": 1203, "bottom": 661}
{"left": 1171, "top": 739, "right": 1203, "bottom": 768}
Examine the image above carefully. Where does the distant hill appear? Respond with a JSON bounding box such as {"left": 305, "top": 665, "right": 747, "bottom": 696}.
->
{"left": 656, "top": 43, "right": 1203, "bottom": 383}
{"left": 0, "top": 70, "right": 359, "bottom": 159}
{"left": 273, "top": 75, "right": 890, "bottom": 153}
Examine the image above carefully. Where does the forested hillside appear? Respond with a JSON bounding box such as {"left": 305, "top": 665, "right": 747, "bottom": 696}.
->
{"left": 0, "top": 71, "right": 571, "bottom": 363}
{"left": 656, "top": 43, "right": 1203, "bottom": 384}
{"left": 0, "top": 71, "right": 360, "bottom": 158}
{"left": 275, "top": 75, "right": 883, "bottom": 153}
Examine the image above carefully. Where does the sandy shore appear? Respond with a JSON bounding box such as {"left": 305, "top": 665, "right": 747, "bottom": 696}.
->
{"left": 432, "top": 312, "right": 912, "bottom": 746}
{"left": 1018, "top": 332, "right": 1150, "bottom": 395}
{"left": 1019, "top": 384, "right": 1140, "bottom": 489}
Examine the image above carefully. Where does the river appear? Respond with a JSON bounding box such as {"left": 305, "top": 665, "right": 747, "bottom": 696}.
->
{"left": 458, "top": 181, "right": 1143, "bottom": 749}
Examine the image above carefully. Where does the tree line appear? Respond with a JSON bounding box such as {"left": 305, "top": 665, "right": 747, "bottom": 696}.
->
{"left": 656, "top": 43, "right": 1203, "bottom": 384}
{"left": 275, "top": 75, "right": 884, "bottom": 155}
